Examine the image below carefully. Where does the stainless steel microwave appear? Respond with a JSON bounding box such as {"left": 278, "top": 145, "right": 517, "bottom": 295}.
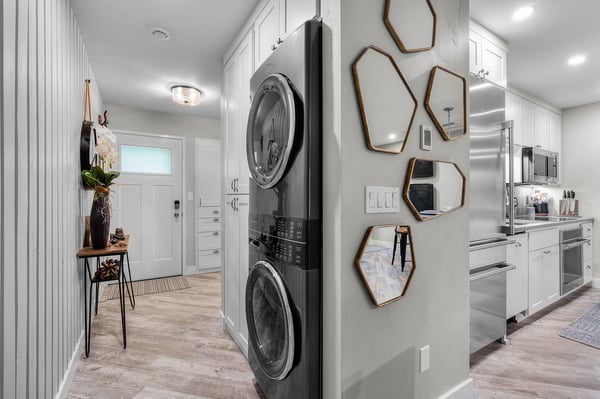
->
{"left": 522, "top": 147, "right": 559, "bottom": 184}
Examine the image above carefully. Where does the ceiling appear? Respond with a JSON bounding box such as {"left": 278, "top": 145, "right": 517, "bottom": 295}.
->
{"left": 70, "top": 0, "right": 260, "bottom": 120}
{"left": 471, "top": 0, "right": 600, "bottom": 110}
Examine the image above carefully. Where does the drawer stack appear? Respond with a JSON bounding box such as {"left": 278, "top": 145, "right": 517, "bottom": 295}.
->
{"left": 197, "top": 206, "right": 222, "bottom": 271}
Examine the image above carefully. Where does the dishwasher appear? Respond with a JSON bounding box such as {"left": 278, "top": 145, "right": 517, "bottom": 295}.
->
{"left": 469, "top": 238, "right": 516, "bottom": 354}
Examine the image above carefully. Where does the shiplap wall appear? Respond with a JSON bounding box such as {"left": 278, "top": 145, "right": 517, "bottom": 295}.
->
{"left": 1, "top": 0, "right": 102, "bottom": 397}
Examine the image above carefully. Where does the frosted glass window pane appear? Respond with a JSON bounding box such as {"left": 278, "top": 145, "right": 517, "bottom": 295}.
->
{"left": 121, "top": 145, "right": 172, "bottom": 174}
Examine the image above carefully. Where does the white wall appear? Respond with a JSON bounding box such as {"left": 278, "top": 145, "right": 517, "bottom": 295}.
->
{"left": 322, "top": 0, "right": 471, "bottom": 397}
{"left": 103, "top": 103, "right": 221, "bottom": 269}
{"left": 561, "top": 102, "right": 600, "bottom": 280}
{"left": 1, "top": 0, "right": 102, "bottom": 397}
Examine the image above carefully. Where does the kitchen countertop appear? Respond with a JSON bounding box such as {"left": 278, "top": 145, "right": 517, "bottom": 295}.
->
{"left": 501, "top": 216, "right": 594, "bottom": 234}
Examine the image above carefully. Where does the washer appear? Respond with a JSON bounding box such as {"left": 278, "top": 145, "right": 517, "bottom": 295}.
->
{"left": 245, "top": 20, "right": 322, "bottom": 399}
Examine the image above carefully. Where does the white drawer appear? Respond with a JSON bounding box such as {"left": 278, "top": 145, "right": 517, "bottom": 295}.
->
{"left": 197, "top": 249, "right": 221, "bottom": 269}
{"left": 583, "top": 239, "right": 593, "bottom": 261}
{"left": 197, "top": 231, "right": 221, "bottom": 250}
{"left": 582, "top": 222, "right": 593, "bottom": 238}
{"left": 529, "top": 228, "right": 559, "bottom": 251}
{"left": 197, "top": 206, "right": 221, "bottom": 218}
{"left": 197, "top": 217, "right": 221, "bottom": 232}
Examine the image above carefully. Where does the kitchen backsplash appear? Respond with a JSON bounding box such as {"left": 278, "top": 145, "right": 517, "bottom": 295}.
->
{"left": 511, "top": 185, "right": 565, "bottom": 217}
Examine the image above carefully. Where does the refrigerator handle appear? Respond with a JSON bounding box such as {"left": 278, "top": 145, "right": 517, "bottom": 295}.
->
{"left": 502, "top": 120, "right": 515, "bottom": 236}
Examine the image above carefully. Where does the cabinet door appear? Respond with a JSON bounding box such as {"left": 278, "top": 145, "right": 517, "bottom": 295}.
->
{"left": 521, "top": 99, "right": 536, "bottom": 147}
{"left": 224, "top": 58, "right": 240, "bottom": 195}
{"left": 548, "top": 112, "right": 561, "bottom": 153}
{"left": 284, "top": 0, "right": 318, "bottom": 35}
{"left": 507, "top": 234, "right": 528, "bottom": 318}
{"left": 237, "top": 32, "right": 253, "bottom": 195}
{"left": 237, "top": 197, "right": 250, "bottom": 351}
{"left": 482, "top": 40, "right": 507, "bottom": 87}
{"left": 584, "top": 259, "right": 593, "bottom": 284}
{"left": 224, "top": 197, "right": 240, "bottom": 332}
{"left": 196, "top": 140, "right": 221, "bottom": 206}
{"left": 534, "top": 105, "right": 549, "bottom": 149}
{"left": 506, "top": 93, "right": 524, "bottom": 184}
{"left": 255, "top": 0, "right": 281, "bottom": 68}
{"left": 542, "top": 245, "right": 560, "bottom": 304}
{"left": 528, "top": 248, "right": 545, "bottom": 314}
{"left": 469, "top": 30, "right": 483, "bottom": 76}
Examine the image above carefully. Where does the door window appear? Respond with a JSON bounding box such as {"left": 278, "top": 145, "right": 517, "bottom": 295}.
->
{"left": 120, "top": 145, "right": 172, "bottom": 175}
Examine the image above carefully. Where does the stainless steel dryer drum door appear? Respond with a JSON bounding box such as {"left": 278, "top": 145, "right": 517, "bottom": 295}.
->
{"left": 246, "top": 260, "right": 295, "bottom": 380}
{"left": 246, "top": 73, "right": 299, "bottom": 189}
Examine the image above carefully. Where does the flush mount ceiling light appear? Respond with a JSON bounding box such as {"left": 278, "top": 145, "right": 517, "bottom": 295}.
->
{"left": 171, "top": 85, "right": 202, "bottom": 106}
{"left": 151, "top": 27, "right": 170, "bottom": 40}
{"left": 512, "top": 5, "right": 535, "bottom": 21}
{"left": 567, "top": 55, "right": 586, "bottom": 66}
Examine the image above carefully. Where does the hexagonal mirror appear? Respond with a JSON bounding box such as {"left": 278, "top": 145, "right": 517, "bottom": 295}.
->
{"left": 384, "top": 0, "right": 436, "bottom": 53}
{"left": 355, "top": 224, "right": 416, "bottom": 307}
{"left": 352, "top": 46, "right": 418, "bottom": 154}
{"left": 425, "top": 66, "right": 467, "bottom": 140}
{"left": 403, "top": 158, "right": 466, "bottom": 221}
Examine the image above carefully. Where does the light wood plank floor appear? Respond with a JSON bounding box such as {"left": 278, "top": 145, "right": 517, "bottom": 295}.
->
{"left": 471, "top": 286, "right": 600, "bottom": 399}
{"left": 68, "top": 273, "right": 261, "bottom": 399}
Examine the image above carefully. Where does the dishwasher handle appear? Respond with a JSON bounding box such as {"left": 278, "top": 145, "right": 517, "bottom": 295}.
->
{"left": 469, "top": 263, "right": 516, "bottom": 282}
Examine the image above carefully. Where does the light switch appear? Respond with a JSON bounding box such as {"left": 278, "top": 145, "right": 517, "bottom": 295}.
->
{"left": 365, "top": 186, "right": 400, "bottom": 214}
{"left": 420, "top": 345, "right": 430, "bottom": 373}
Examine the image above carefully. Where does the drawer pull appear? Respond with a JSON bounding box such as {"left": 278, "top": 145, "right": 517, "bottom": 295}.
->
{"left": 212, "top": 232, "right": 219, "bottom": 236}
{"left": 213, "top": 218, "right": 219, "bottom": 222}
{"left": 213, "top": 249, "right": 219, "bottom": 254}
{"left": 213, "top": 210, "right": 219, "bottom": 215}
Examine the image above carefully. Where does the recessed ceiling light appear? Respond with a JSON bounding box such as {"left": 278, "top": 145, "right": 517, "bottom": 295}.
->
{"left": 151, "top": 28, "right": 170, "bottom": 40}
{"left": 568, "top": 55, "right": 586, "bottom": 66}
{"left": 171, "top": 85, "right": 202, "bottom": 106}
{"left": 512, "top": 5, "right": 535, "bottom": 21}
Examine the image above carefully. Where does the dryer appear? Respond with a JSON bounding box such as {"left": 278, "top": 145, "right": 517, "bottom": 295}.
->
{"left": 245, "top": 20, "right": 322, "bottom": 399}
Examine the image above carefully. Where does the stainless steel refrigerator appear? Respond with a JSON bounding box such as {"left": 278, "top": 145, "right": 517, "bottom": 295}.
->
{"left": 468, "top": 75, "right": 516, "bottom": 354}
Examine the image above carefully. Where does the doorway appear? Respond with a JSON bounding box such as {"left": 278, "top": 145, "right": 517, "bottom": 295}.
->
{"left": 112, "top": 131, "right": 183, "bottom": 281}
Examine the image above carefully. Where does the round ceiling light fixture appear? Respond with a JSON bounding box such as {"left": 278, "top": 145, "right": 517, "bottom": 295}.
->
{"left": 567, "top": 54, "right": 586, "bottom": 66}
{"left": 151, "top": 27, "right": 170, "bottom": 40}
{"left": 512, "top": 5, "right": 535, "bottom": 21}
{"left": 171, "top": 85, "right": 202, "bottom": 106}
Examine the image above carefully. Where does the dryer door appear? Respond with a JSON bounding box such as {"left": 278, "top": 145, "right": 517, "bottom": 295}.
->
{"left": 246, "top": 260, "right": 295, "bottom": 380}
{"left": 246, "top": 74, "right": 299, "bottom": 189}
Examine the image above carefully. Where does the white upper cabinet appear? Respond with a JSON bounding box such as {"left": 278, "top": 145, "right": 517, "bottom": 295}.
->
{"left": 521, "top": 99, "right": 536, "bottom": 148}
{"left": 506, "top": 92, "right": 523, "bottom": 144}
{"left": 283, "top": 0, "right": 319, "bottom": 35}
{"left": 469, "top": 21, "right": 507, "bottom": 87}
{"left": 534, "top": 104, "right": 549, "bottom": 149}
{"left": 548, "top": 111, "right": 561, "bottom": 153}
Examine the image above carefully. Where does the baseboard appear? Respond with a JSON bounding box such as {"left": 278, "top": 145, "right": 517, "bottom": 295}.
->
{"left": 183, "top": 265, "right": 221, "bottom": 275}
{"left": 439, "top": 378, "right": 473, "bottom": 399}
{"left": 55, "top": 331, "right": 84, "bottom": 399}
{"left": 593, "top": 278, "right": 600, "bottom": 289}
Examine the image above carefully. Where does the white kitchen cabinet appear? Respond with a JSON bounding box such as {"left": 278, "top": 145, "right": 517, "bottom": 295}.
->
{"left": 196, "top": 207, "right": 222, "bottom": 271}
{"left": 534, "top": 104, "right": 549, "bottom": 149}
{"left": 548, "top": 111, "right": 561, "bottom": 154}
{"left": 506, "top": 234, "right": 528, "bottom": 318}
{"left": 528, "top": 228, "right": 560, "bottom": 315}
{"left": 283, "top": 0, "right": 318, "bottom": 35}
{"left": 506, "top": 92, "right": 523, "bottom": 183}
{"left": 469, "top": 22, "right": 507, "bottom": 87}
{"left": 521, "top": 99, "right": 536, "bottom": 148}
{"left": 223, "top": 196, "right": 249, "bottom": 355}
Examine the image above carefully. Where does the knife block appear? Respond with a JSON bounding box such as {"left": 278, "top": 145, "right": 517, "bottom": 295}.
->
{"left": 559, "top": 199, "right": 579, "bottom": 217}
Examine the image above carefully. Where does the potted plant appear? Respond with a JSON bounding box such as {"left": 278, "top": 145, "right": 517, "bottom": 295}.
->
{"left": 82, "top": 166, "right": 120, "bottom": 249}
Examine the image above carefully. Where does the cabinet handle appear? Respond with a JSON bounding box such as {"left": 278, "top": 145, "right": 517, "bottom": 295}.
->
{"left": 213, "top": 218, "right": 219, "bottom": 223}
{"left": 213, "top": 210, "right": 219, "bottom": 215}
{"left": 276, "top": 37, "right": 283, "bottom": 44}
{"left": 587, "top": 265, "right": 592, "bottom": 269}
{"left": 271, "top": 44, "right": 277, "bottom": 51}
{"left": 230, "top": 180, "right": 235, "bottom": 191}
{"left": 212, "top": 232, "right": 219, "bottom": 236}
{"left": 235, "top": 178, "right": 239, "bottom": 192}
{"left": 515, "top": 242, "right": 522, "bottom": 247}
{"left": 213, "top": 249, "right": 220, "bottom": 254}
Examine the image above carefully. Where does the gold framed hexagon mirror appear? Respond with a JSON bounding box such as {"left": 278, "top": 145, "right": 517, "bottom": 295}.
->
{"left": 403, "top": 158, "right": 466, "bottom": 221}
{"left": 352, "top": 46, "right": 418, "bottom": 154}
{"left": 355, "top": 224, "right": 416, "bottom": 307}
{"left": 384, "top": 0, "right": 436, "bottom": 53}
{"left": 425, "top": 66, "right": 467, "bottom": 140}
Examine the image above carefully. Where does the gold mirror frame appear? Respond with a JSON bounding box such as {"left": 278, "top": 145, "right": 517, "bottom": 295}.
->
{"left": 355, "top": 224, "right": 416, "bottom": 307}
{"left": 352, "top": 45, "right": 418, "bottom": 154}
{"left": 424, "top": 66, "right": 468, "bottom": 141}
{"left": 403, "top": 158, "right": 466, "bottom": 221}
{"left": 384, "top": 0, "right": 437, "bottom": 53}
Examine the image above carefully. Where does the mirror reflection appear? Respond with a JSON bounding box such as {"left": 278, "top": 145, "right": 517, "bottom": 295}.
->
{"left": 352, "top": 46, "right": 418, "bottom": 154}
{"left": 384, "top": 0, "right": 436, "bottom": 53}
{"left": 425, "top": 66, "right": 467, "bottom": 140}
{"left": 355, "top": 225, "right": 415, "bottom": 307}
{"left": 403, "top": 158, "right": 466, "bottom": 221}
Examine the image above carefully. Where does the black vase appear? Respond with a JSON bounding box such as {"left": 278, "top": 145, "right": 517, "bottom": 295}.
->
{"left": 90, "top": 195, "right": 110, "bottom": 249}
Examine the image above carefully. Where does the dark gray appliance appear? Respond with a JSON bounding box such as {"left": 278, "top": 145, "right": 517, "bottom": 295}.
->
{"left": 245, "top": 20, "right": 322, "bottom": 399}
{"left": 560, "top": 226, "right": 589, "bottom": 295}
{"left": 469, "top": 75, "right": 516, "bottom": 354}
{"left": 522, "top": 146, "right": 559, "bottom": 185}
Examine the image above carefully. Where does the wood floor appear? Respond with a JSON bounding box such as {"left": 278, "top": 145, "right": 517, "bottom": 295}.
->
{"left": 471, "top": 286, "right": 600, "bottom": 399}
{"left": 67, "top": 273, "right": 261, "bottom": 399}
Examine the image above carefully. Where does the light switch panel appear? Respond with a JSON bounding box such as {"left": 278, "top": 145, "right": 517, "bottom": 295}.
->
{"left": 365, "top": 186, "right": 400, "bottom": 214}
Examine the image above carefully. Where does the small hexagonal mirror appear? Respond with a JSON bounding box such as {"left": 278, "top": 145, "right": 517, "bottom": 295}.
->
{"left": 353, "top": 46, "right": 418, "bottom": 154}
{"left": 384, "top": 0, "right": 436, "bottom": 53}
{"left": 403, "top": 158, "right": 466, "bottom": 221}
{"left": 355, "top": 224, "right": 416, "bottom": 307}
{"left": 425, "top": 66, "right": 467, "bottom": 140}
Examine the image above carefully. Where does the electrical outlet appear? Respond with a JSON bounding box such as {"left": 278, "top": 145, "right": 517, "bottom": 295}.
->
{"left": 420, "top": 345, "right": 430, "bottom": 373}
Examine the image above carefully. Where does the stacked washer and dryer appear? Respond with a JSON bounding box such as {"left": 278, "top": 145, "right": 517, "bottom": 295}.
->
{"left": 244, "top": 20, "right": 322, "bottom": 399}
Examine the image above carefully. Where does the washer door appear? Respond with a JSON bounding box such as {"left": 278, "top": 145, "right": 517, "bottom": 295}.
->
{"left": 246, "top": 74, "right": 299, "bottom": 189}
{"left": 246, "top": 260, "right": 295, "bottom": 380}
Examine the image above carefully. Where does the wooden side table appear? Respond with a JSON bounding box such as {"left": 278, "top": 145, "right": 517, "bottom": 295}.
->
{"left": 77, "top": 236, "right": 135, "bottom": 357}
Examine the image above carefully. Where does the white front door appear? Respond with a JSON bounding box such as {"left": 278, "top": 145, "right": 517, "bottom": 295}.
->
{"left": 112, "top": 131, "right": 183, "bottom": 281}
